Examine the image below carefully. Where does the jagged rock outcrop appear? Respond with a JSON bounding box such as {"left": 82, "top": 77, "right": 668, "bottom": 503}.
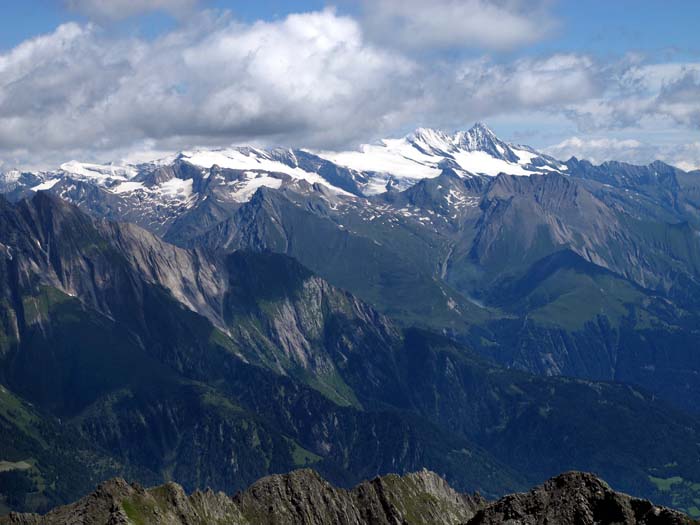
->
{"left": 467, "top": 471, "right": 691, "bottom": 525}
{"left": 0, "top": 469, "right": 483, "bottom": 525}
{"left": 2, "top": 470, "right": 692, "bottom": 525}
{"left": 234, "top": 469, "right": 484, "bottom": 524}
{"left": 0, "top": 478, "right": 244, "bottom": 525}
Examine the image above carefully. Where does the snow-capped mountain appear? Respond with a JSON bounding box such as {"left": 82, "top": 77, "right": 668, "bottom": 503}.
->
{"left": 0, "top": 122, "right": 589, "bottom": 245}
{"left": 0, "top": 123, "right": 564, "bottom": 206}
{"left": 316, "top": 122, "right": 566, "bottom": 193}
{"left": 6, "top": 122, "right": 696, "bottom": 250}
{"left": 26, "top": 151, "right": 346, "bottom": 201}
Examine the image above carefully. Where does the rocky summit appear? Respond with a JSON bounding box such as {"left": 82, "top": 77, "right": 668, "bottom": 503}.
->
{"left": 468, "top": 472, "right": 692, "bottom": 525}
{"left": 1, "top": 470, "right": 692, "bottom": 525}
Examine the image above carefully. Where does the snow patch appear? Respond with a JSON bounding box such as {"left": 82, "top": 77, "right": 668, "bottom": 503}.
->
{"left": 111, "top": 181, "right": 145, "bottom": 194}
{"left": 158, "top": 178, "right": 193, "bottom": 200}
{"left": 452, "top": 151, "right": 532, "bottom": 176}
{"left": 230, "top": 172, "right": 283, "bottom": 202}
{"left": 60, "top": 161, "right": 136, "bottom": 181}
{"left": 512, "top": 147, "right": 537, "bottom": 165}
{"left": 181, "top": 148, "right": 350, "bottom": 196}
{"left": 31, "top": 179, "right": 60, "bottom": 191}
{"left": 319, "top": 141, "right": 441, "bottom": 181}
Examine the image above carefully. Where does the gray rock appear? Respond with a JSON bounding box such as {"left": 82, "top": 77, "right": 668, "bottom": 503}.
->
{"left": 2, "top": 470, "right": 692, "bottom": 525}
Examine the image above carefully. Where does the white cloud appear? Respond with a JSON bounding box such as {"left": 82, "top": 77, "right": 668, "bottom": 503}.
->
{"left": 65, "top": 0, "right": 199, "bottom": 20}
{"left": 456, "top": 54, "right": 601, "bottom": 110}
{"left": 560, "top": 62, "right": 700, "bottom": 131}
{"left": 546, "top": 137, "right": 645, "bottom": 164}
{"left": 0, "top": 15, "right": 606, "bottom": 169}
{"left": 0, "top": 10, "right": 419, "bottom": 168}
{"left": 390, "top": 53, "right": 605, "bottom": 135}
{"left": 546, "top": 136, "right": 700, "bottom": 170}
{"left": 669, "top": 143, "right": 700, "bottom": 172}
{"left": 0, "top": 6, "right": 699, "bottom": 171}
{"left": 656, "top": 71, "right": 700, "bottom": 128}
{"left": 363, "top": 0, "right": 555, "bottom": 51}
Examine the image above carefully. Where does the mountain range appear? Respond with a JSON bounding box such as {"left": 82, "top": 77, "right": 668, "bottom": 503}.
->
{"left": 1, "top": 123, "right": 700, "bottom": 518}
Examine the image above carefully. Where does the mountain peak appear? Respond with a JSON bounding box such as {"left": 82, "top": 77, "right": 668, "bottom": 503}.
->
{"left": 450, "top": 122, "right": 522, "bottom": 164}
{"left": 456, "top": 122, "right": 500, "bottom": 146}
{"left": 407, "top": 123, "right": 499, "bottom": 149}
{"left": 469, "top": 121, "right": 496, "bottom": 137}
{"left": 406, "top": 123, "right": 507, "bottom": 157}
{"left": 406, "top": 127, "right": 452, "bottom": 152}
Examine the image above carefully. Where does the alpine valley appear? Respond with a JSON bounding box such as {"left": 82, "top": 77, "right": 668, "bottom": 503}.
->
{"left": 2, "top": 123, "right": 700, "bottom": 520}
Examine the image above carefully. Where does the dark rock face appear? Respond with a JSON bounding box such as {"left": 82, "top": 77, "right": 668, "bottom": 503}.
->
{"left": 2, "top": 470, "right": 692, "bottom": 525}
{"left": 235, "top": 469, "right": 484, "bottom": 525}
{"left": 467, "top": 472, "right": 692, "bottom": 525}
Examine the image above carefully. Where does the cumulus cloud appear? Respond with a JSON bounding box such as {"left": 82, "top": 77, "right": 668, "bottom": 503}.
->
{"left": 363, "top": 0, "right": 555, "bottom": 51}
{"left": 65, "top": 0, "right": 199, "bottom": 20}
{"left": 377, "top": 53, "right": 607, "bottom": 138}
{"left": 0, "top": 13, "right": 607, "bottom": 169}
{"left": 453, "top": 54, "right": 602, "bottom": 112}
{"left": 0, "top": 10, "right": 419, "bottom": 167}
{"left": 560, "top": 62, "right": 700, "bottom": 132}
{"left": 656, "top": 71, "right": 700, "bottom": 128}
{"left": 0, "top": 5, "right": 699, "bottom": 170}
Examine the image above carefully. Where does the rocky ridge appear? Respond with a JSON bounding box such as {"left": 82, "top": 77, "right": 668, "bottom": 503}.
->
{"left": 1, "top": 470, "right": 692, "bottom": 525}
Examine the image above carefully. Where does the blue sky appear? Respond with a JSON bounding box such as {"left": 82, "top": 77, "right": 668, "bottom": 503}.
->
{"left": 3, "top": 1, "right": 699, "bottom": 56}
{"left": 0, "top": 0, "right": 698, "bottom": 170}
{"left": 0, "top": 1, "right": 334, "bottom": 48}
{"left": 534, "top": 1, "right": 700, "bottom": 58}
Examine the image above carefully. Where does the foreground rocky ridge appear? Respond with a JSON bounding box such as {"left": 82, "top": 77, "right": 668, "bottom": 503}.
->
{"left": 2, "top": 470, "right": 691, "bottom": 525}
